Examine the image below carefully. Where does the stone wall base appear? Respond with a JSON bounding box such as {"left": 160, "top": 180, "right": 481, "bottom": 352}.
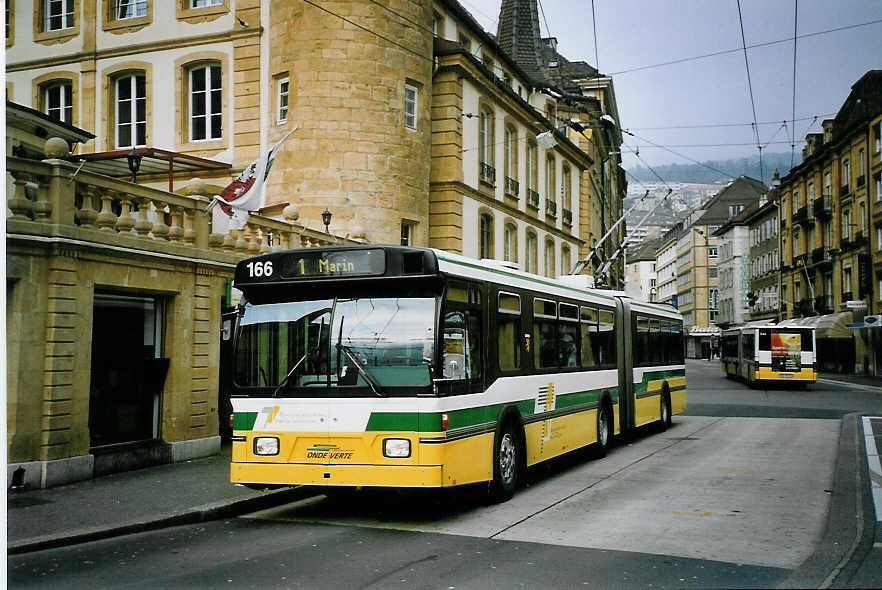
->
{"left": 6, "top": 436, "right": 221, "bottom": 490}
{"left": 7, "top": 455, "right": 95, "bottom": 490}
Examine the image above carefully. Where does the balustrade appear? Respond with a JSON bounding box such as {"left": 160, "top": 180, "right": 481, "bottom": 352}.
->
{"left": 7, "top": 155, "right": 360, "bottom": 259}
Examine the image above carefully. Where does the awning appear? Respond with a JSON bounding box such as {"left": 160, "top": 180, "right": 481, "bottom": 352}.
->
{"left": 847, "top": 314, "right": 882, "bottom": 329}
{"left": 74, "top": 148, "right": 231, "bottom": 192}
{"left": 688, "top": 326, "right": 721, "bottom": 336}
{"left": 778, "top": 311, "right": 853, "bottom": 339}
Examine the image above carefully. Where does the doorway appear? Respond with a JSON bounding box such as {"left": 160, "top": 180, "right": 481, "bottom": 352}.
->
{"left": 89, "top": 293, "right": 168, "bottom": 447}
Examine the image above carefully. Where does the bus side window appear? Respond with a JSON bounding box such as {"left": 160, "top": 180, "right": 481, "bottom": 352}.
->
{"left": 559, "top": 303, "right": 579, "bottom": 368}
{"left": 442, "top": 311, "right": 468, "bottom": 379}
{"left": 650, "top": 319, "right": 661, "bottom": 363}
{"left": 598, "top": 309, "right": 616, "bottom": 366}
{"left": 533, "top": 298, "right": 558, "bottom": 369}
{"left": 441, "top": 281, "right": 483, "bottom": 385}
{"left": 497, "top": 292, "right": 521, "bottom": 371}
{"left": 580, "top": 306, "right": 598, "bottom": 369}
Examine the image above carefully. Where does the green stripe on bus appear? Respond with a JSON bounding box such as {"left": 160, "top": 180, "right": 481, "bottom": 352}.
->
{"left": 633, "top": 368, "right": 685, "bottom": 393}
{"left": 368, "top": 386, "right": 620, "bottom": 432}
{"left": 233, "top": 412, "right": 257, "bottom": 430}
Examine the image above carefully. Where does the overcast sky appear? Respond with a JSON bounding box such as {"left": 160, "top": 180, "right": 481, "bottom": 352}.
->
{"left": 464, "top": 0, "right": 881, "bottom": 170}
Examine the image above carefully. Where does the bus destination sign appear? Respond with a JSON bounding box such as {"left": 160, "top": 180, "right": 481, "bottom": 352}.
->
{"left": 281, "top": 248, "right": 386, "bottom": 278}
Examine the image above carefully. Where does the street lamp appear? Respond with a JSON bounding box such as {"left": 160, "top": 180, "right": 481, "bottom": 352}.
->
{"left": 126, "top": 148, "right": 142, "bottom": 183}
{"left": 321, "top": 208, "right": 332, "bottom": 233}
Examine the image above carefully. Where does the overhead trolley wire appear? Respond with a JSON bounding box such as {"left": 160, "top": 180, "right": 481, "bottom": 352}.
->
{"left": 736, "top": 0, "right": 764, "bottom": 182}
{"left": 790, "top": 0, "right": 799, "bottom": 169}
{"left": 609, "top": 18, "right": 882, "bottom": 76}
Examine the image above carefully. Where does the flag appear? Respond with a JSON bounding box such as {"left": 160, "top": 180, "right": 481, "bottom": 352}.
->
{"left": 211, "top": 127, "right": 297, "bottom": 230}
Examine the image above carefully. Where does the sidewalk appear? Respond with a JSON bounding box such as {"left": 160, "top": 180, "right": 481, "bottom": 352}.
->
{"left": 6, "top": 449, "right": 310, "bottom": 555}
{"left": 817, "top": 370, "right": 881, "bottom": 392}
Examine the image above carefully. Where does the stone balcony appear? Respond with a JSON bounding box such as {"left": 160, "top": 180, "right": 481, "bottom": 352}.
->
{"left": 6, "top": 156, "right": 351, "bottom": 259}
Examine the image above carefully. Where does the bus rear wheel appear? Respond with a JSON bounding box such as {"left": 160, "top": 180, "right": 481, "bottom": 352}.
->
{"left": 489, "top": 422, "right": 520, "bottom": 503}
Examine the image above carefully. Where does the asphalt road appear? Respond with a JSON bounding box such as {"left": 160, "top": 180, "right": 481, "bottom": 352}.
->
{"left": 9, "top": 360, "right": 881, "bottom": 589}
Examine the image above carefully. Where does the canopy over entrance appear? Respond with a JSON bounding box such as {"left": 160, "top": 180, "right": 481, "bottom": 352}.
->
{"left": 74, "top": 148, "right": 231, "bottom": 193}
{"left": 778, "top": 311, "right": 853, "bottom": 339}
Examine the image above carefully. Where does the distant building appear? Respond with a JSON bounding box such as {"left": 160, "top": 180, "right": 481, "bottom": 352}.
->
{"left": 676, "top": 176, "right": 766, "bottom": 357}
{"left": 778, "top": 70, "right": 881, "bottom": 375}
{"left": 625, "top": 239, "right": 661, "bottom": 302}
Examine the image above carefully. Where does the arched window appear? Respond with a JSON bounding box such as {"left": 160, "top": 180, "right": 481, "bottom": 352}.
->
{"left": 544, "top": 239, "right": 555, "bottom": 278}
{"left": 43, "top": 80, "right": 72, "bottom": 123}
{"left": 503, "top": 222, "right": 518, "bottom": 263}
{"left": 478, "top": 106, "right": 495, "bottom": 184}
{"left": 525, "top": 231, "right": 538, "bottom": 273}
{"left": 561, "top": 245, "right": 571, "bottom": 275}
{"left": 114, "top": 72, "right": 147, "bottom": 148}
{"left": 562, "top": 165, "right": 571, "bottom": 211}
{"left": 545, "top": 154, "right": 556, "bottom": 202}
{"left": 479, "top": 212, "right": 494, "bottom": 259}
{"left": 504, "top": 124, "right": 517, "bottom": 195}
{"left": 187, "top": 62, "right": 222, "bottom": 141}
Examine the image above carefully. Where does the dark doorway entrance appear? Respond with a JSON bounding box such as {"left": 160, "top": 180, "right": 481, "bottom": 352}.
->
{"left": 89, "top": 293, "right": 167, "bottom": 447}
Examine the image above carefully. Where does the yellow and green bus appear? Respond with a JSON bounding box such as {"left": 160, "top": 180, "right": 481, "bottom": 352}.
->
{"left": 229, "top": 246, "right": 686, "bottom": 502}
{"left": 720, "top": 324, "right": 817, "bottom": 387}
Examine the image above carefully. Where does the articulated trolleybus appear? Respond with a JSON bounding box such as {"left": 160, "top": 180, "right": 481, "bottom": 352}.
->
{"left": 721, "top": 324, "right": 817, "bottom": 387}
{"left": 229, "top": 246, "right": 686, "bottom": 502}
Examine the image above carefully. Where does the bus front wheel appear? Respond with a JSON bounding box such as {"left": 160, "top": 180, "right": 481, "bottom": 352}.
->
{"left": 489, "top": 422, "right": 521, "bottom": 503}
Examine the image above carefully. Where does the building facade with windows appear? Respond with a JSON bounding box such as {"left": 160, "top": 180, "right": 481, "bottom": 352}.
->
{"left": 655, "top": 224, "right": 681, "bottom": 308}
{"left": 712, "top": 217, "right": 749, "bottom": 329}
{"left": 779, "top": 70, "right": 881, "bottom": 375}
{"left": 744, "top": 197, "right": 781, "bottom": 323}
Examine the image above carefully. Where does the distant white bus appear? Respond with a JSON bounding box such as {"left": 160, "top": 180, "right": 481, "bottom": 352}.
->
{"left": 721, "top": 325, "right": 817, "bottom": 388}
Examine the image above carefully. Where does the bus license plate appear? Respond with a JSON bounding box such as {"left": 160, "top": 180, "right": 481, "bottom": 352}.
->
{"left": 780, "top": 373, "right": 792, "bottom": 378}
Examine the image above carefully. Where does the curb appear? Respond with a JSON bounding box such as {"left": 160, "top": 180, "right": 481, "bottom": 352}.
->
{"left": 779, "top": 413, "right": 873, "bottom": 588}
{"left": 817, "top": 378, "right": 881, "bottom": 393}
{"left": 7, "top": 486, "right": 317, "bottom": 555}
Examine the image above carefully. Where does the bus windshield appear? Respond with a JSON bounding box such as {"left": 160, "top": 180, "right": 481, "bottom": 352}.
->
{"left": 234, "top": 297, "right": 436, "bottom": 396}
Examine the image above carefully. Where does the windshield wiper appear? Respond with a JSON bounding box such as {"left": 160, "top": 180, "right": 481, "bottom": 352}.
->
{"left": 337, "top": 343, "right": 385, "bottom": 397}
{"left": 271, "top": 319, "right": 324, "bottom": 398}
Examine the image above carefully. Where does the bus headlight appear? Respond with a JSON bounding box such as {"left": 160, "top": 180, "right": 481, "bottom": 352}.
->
{"left": 383, "top": 438, "right": 411, "bottom": 458}
{"left": 254, "top": 437, "right": 280, "bottom": 456}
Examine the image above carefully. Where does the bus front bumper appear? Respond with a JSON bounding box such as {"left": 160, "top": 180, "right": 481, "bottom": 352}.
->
{"left": 231, "top": 462, "right": 444, "bottom": 488}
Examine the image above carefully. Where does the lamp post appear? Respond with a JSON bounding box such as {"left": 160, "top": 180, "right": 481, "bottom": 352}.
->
{"left": 126, "top": 148, "right": 142, "bottom": 183}
{"left": 321, "top": 208, "right": 332, "bottom": 234}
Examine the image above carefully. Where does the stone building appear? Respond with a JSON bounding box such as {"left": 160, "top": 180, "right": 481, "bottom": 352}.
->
{"left": 6, "top": 101, "right": 342, "bottom": 488}
{"left": 778, "top": 70, "right": 881, "bottom": 375}
{"left": 6, "top": 0, "right": 624, "bottom": 486}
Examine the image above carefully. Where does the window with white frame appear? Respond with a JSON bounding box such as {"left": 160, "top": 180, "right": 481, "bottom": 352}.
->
{"left": 277, "top": 77, "right": 289, "bottom": 124}
{"left": 43, "top": 0, "right": 74, "bottom": 31}
{"left": 842, "top": 159, "right": 850, "bottom": 186}
{"left": 561, "top": 245, "right": 570, "bottom": 275}
{"left": 192, "top": 0, "right": 222, "bottom": 7}
{"left": 117, "top": 0, "right": 147, "bottom": 19}
{"left": 824, "top": 171, "right": 831, "bottom": 196}
{"left": 404, "top": 83, "right": 417, "bottom": 130}
{"left": 708, "top": 246, "right": 718, "bottom": 258}
{"left": 400, "top": 220, "right": 415, "bottom": 246}
{"left": 843, "top": 209, "right": 851, "bottom": 240}
{"left": 478, "top": 106, "right": 494, "bottom": 173}
{"left": 44, "top": 81, "right": 72, "bottom": 123}
{"left": 504, "top": 125, "right": 516, "bottom": 184}
{"left": 115, "top": 73, "right": 146, "bottom": 148}
{"left": 545, "top": 154, "right": 555, "bottom": 202}
{"left": 189, "top": 64, "right": 222, "bottom": 141}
